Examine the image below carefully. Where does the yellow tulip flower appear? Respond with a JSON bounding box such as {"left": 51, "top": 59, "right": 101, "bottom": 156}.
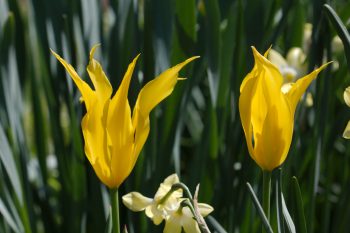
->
{"left": 239, "top": 47, "right": 329, "bottom": 171}
{"left": 51, "top": 45, "right": 198, "bottom": 188}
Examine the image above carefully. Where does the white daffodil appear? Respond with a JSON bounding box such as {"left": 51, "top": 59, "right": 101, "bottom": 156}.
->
{"left": 122, "top": 174, "right": 182, "bottom": 225}
{"left": 163, "top": 203, "right": 213, "bottom": 233}
{"left": 268, "top": 47, "right": 307, "bottom": 84}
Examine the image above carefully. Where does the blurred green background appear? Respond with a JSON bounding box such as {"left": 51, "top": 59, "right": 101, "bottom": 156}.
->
{"left": 1, "top": 0, "right": 350, "bottom": 232}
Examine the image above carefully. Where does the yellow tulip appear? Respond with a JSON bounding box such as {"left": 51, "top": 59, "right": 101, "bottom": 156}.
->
{"left": 51, "top": 45, "right": 198, "bottom": 188}
{"left": 239, "top": 47, "right": 329, "bottom": 171}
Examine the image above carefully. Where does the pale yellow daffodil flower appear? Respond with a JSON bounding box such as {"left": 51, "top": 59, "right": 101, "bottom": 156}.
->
{"left": 239, "top": 47, "right": 329, "bottom": 171}
{"left": 122, "top": 174, "right": 183, "bottom": 225}
{"left": 51, "top": 46, "right": 198, "bottom": 188}
{"left": 343, "top": 87, "right": 350, "bottom": 139}
{"left": 122, "top": 174, "right": 214, "bottom": 233}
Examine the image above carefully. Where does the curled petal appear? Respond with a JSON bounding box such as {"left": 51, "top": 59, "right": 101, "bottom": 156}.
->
{"left": 50, "top": 49, "right": 95, "bottom": 110}
{"left": 87, "top": 44, "right": 112, "bottom": 102}
{"left": 132, "top": 57, "right": 199, "bottom": 167}
{"left": 122, "top": 192, "right": 153, "bottom": 211}
{"left": 197, "top": 203, "right": 214, "bottom": 217}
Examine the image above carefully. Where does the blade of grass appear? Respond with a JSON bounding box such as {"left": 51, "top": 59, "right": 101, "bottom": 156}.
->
{"left": 246, "top": 182, "right": 273, "bottom": 233}
{"left": 323, "top": 4, "right": 350, "bottom": 73}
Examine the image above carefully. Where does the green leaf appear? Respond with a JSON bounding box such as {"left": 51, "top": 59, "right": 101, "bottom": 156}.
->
{"left": 0, "top": 12, "right": 15, "bottom": 64}
{"left": 0, "top": 198, "right": 22, "bottom": 233}
{"left": 323, "top": 4, "right": 350, "bottom": 73}
{"left": 0, "top": 122, "right": 23, "bottom": 205}
{"left": 104, "top": 207, "right": 112, "bottom": 233}
{"left": 203, "top": 0, "right": 221, "bottom": 106}
{"left": 206, "top": 215, "right": 228, "bottom": 233}
{"left": 282, "top": 194, "right": 296, "bottom": 233}
{"left": 291, "top": 177, "right": 307, "bottom": 233}
{"left": 246, "top": 182, "right": 273, "bottom": 233}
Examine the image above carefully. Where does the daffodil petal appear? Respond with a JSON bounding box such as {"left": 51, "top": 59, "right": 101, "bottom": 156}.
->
{"left": 164, "top": 215, "right": 182, "bottom": 233}
{"left": 122, "top": 192, "right": 153, "bottom": 211}
{"left": 154, "top": 174, "right": 182, "bottom": 200}
{"left": 183, "top": 216, "right": 200, "bottom": 233}
{"left": 343, "top": 120, "right": 350, "bottom": 139}
{"left": 267, "top": 49, "right": 288, "bottom": 67}
{"left": 285, "top": 62, "right": 330, "bottom": 115}
{"left": 51, "top": 49, "right": 95, "bottom": 110}
{"left": 197, "top": 203, "right": 214, "bottom": 217}
{"left": 132, "top": 57, "right": 199, "bottom": 166}
{"left": 344, "top": 86, "right": 350, "bottom": 107}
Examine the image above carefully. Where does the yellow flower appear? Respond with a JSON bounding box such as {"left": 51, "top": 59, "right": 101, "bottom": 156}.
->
{"left": 343, "top": 87, "right": 350, "bottom": 139}
{"left": 122, "top": 174, "right": 183, "bottom": 225}
{"left": 163, "top": 204, "right": 213, "bottom": 233}
{"left": 51, "top": 46, "right": 198, "bottom": 188}
{"left": 239, "top": 47, "right": 329, "bottom": 171}
{"left": 122, "top": 174, "right": 213, "bottom": 232}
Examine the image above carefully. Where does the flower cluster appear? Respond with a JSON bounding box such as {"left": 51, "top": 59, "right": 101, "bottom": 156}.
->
{"left": 122, "top": 174, "right": 213, "bottom": 233}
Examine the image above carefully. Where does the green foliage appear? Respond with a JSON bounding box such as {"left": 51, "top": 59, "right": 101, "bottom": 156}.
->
{"left": 0, "top": 0, "right": 350, "bottom": 232}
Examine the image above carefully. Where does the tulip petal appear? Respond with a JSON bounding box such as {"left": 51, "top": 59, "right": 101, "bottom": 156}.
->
{"left": 250, "top": 47, "right": 285, "bottom": 135}
{"left": 81, "top": 102, "right": 112, "bottom": 186}
{"left": 132, "top": 57, "right": 199, "bottom": 166}
{"left": 87, "top": 45, "right": 113, "bottom": 103}
{"left": 285, "top": 62, "right": 330, "bottom": 115}
{"left": 108, "top": 55, "right": 140, "bottom": 187}
{"left": 343, "top": 120, "right": 350, "bottom": 139}
{"left": 239, "top": 69, "right": 257, "bottom": 161}
{"left": 122, "top": 192, "right": 153, "bottom": 211}
{"left": 254, "top": 104, "right": 293, "bottom": 171}
{"left": 51, "top": 49, "right": 95, "bottom": 110}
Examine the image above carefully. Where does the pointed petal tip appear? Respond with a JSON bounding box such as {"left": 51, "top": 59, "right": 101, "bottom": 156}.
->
{"left": 185, "top": 55, "right": 200, "bottom": 63}
{"left": 132, "top": 53, "right": 141, "bottom": 63}
{"left": 251, "top": 46, "right": 264, "bottom": 60}
{"left": 50, "top": 49, "right": 61, "bottom": 59}
{"left": 89, "top": 43, "right": 101, "bottom": 60}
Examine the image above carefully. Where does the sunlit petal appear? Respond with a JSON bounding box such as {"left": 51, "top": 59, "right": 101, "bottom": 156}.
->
{"left": 122, "top": 192, "right": 153, "bottom": 211}
{"left": 285, "top": 62, "right": 330, "bottom": 115}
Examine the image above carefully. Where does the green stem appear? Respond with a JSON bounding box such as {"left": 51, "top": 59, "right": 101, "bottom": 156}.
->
{"left": 110, "top": 189, "right": 120, "bottom": 233}
{"left": 262, "top": 170, "right": 272, "bottom": 229}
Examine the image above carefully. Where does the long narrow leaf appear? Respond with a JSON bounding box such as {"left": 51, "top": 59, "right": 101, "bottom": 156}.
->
{"left": 246, "top": 182, "right": 273, "bottom": 233}
{"left": 323, "top": 4, "right": 350, "bottom": 73}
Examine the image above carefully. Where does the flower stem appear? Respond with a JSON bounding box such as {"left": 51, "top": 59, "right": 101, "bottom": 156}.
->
{"left": 262, "top": 170, "right": 271, "bottom": 230}
{"left": 110, "top": 188, "right": 120, "bottom": 233}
